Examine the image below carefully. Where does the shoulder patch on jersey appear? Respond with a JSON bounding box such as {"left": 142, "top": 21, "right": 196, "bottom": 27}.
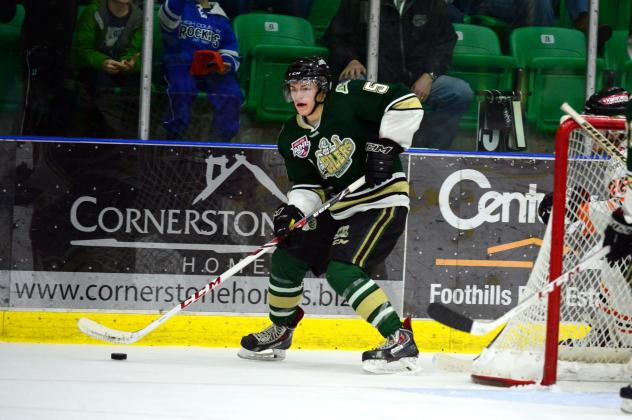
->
{"left": 335, "top": 80, "right": 350, "bottom": 94}
{"left": 291, "top": 136, "right": 311, "bottom": 158}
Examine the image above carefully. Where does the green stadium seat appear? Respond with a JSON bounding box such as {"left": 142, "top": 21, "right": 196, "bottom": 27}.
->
{"left": 233, "top": 13, "right": 329, "bottom": 123}
{"left": 308, "top": 0, "right": 342, "bottom": 43}
{"left": 604, "top": 30, "right": 632, "bottom": 90}
{"left": 510, "top": 26, "right": 604, "bottom": 132}
{"left": 0, "top": 4, "right": 24, "bottom": 114}
{"left": 449, "top": 23, "right": 517, "bottom": 129}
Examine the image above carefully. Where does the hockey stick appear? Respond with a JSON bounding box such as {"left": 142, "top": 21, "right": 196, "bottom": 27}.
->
{"left": 560, "top": 102, "right": 626, "bottom": 164}
{"left": 427, "top": 245, "right": 610, "bottom": 336}
{"left": 78, "top": 176, "right": 366, "bottom": 344}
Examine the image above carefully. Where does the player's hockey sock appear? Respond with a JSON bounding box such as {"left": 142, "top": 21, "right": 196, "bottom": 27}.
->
{"left": 268, "top": 248, "right": 309, "bottom": 326}
{"left": 326, "top": 260, "right": 402, "bottom": 337}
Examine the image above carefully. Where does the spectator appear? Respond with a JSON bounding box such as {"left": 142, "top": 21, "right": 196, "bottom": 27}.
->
{"left": 18, "top": 0, "right": 79, "bottom": 136}
{"left": 325, "top": 0, "right": 474, "bottom": 150}
{"left": 159, "top": 0, "right": 242, "bottom": 141}
{"left": 566, "top": 0, "right": 612, "bottom": 49}
{"left": 74, "top": 0, "right": 143, "bottom": 139}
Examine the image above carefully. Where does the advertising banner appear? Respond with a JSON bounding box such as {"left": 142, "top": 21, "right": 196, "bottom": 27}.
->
{"left": 405, "top": 154, "right": 554, "bottom": 319}
{"left": 3, "top": 140, "right": 405, "bottom": 315}
{"left": 1, "top": 140, "right": 558, "bottom": 320}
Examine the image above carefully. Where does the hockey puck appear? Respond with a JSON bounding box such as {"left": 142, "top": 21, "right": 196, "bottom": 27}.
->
{"left": 111, "top": 352, "right": 127, "bottom": 360}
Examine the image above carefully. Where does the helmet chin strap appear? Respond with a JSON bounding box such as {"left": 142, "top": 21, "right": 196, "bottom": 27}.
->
{"left": 305, "top": 90, "right": 326, "bottom": 119}
{"left": 303, "top": 88, "right": 325, "bottom": 120}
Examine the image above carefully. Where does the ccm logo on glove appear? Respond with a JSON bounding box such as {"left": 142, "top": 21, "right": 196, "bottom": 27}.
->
{"left": 365, "top": 138, "right": 403, "bottom": 187}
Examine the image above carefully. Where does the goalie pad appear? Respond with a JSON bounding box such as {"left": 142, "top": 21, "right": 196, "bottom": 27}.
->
{"left": 593, "top": 259, "right": 632, "bottom": 348}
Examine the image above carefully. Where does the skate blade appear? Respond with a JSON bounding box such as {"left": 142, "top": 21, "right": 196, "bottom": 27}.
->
{"left": 622, "top": 398, "right": 632, "bottom": 414}
{"left": 362, "top": 357, "right": 420, "bottom": 374}
{"left": 237, "top": 347, "right": 286, "bottom": 361}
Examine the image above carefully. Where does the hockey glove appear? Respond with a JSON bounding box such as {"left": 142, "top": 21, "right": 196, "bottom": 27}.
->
{"left": 365, "top": 138, "right": 403, "bottom": 188}
{"left": 603, "top": 207, "right": 632, "bottom": 264}
{"left": 273, "top": 204, "right": 305, "bottom": 237}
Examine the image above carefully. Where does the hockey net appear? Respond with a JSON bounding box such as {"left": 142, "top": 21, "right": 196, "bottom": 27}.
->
{"left": 471, "top": 115, "right": 632, "bottom": 386}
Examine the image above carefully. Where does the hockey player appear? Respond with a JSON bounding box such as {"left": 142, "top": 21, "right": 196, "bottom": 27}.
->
{"left": 237, "top": 56, "right": 424, "bottom": 373}
{"left": 158, "top": 0, "right": 242, "bottom": 141}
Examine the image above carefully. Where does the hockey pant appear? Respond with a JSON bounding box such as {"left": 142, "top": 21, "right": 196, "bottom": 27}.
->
{"left": 162, "top": 63, "right": 242, "bottom": 141}
{"left": 267, "top": 207, "right": 408, "bottom": 338}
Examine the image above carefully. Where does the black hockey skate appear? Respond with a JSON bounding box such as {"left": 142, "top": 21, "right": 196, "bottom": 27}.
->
{"left": 362, "top": 317, "right": 419, "bottom": 374}
{"left": 238, "top": 307, "right": 304, "bottom": 361}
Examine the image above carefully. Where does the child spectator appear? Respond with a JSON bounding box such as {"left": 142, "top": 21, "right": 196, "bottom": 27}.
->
{"left": 74, "top": 0, "right": 143, "bottom": 139}
{"left": 159, "top": 0, "right": 242, "bottom": 141}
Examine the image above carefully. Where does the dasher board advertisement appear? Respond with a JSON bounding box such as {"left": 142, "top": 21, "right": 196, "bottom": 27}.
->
{"left": 404, "top": 154, "right": 553, "bottom": 318}
{"left": 0, "top": 139, "right": 554, "bottom": 319}
{"left": 0, "top": 140, "right": 405, "bottom": 314}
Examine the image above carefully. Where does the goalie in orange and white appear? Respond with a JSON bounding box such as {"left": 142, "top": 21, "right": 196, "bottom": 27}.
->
{"left": 605, "top": 93, "right": 632, "bottom": 413}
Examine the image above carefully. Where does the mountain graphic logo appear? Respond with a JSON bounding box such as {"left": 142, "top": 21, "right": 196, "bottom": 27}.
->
{"left": 193, "top": 154, "right": 287, "bottom": 205}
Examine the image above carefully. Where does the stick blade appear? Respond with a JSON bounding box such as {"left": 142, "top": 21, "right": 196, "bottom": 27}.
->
{"left": 432, "top": 353, "right": 475, "bottom": 372}
{"left": 78, "top": 317, "right": 139, "bottom": 345}
{"left": 427, "top": 302, "right": 474, "bottom": 333}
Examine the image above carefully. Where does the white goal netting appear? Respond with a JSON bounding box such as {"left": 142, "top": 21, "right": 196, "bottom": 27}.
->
{"left": 471, "top": 116, "right": 632, "bottom": 385}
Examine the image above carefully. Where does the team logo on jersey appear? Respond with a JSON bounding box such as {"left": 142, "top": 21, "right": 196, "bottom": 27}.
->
{"left": 315, "top": 135, "right": 356, "bottom": 179}
{"left": 178, "top": 24, "right": 221, "bottom": 48}
{"left": 332, "top": 225, "right": 350, "bottom": 246}
{"left": 335, "top": 80, "right": 350, "bottom": 94}
{"left": 291, "top": 136, "right": 311, "bottom": 158}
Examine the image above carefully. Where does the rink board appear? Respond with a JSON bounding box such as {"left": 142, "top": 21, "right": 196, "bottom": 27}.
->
{"left": 0, "top": 137, "right": 557, "bottom": 351}
{"left": 0, "top": 310, "right": 500, "bottom": 352}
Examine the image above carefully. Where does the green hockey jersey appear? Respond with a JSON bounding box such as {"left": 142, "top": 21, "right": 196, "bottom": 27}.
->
{"left": 277, "top": 80, "right": 423, "bottom": 219}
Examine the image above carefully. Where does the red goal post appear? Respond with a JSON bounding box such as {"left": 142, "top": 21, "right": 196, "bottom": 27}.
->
{"left": 470, "top": 114, "right": 630, "bottom": 386}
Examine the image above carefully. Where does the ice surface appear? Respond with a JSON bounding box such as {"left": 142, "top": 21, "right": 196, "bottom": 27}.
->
{"left": 0, "top": 343, "right": 624, "bottom": 419}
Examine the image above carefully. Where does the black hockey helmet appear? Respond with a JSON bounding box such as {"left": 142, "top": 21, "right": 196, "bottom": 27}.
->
{"left": 283, "top": 56, "right": 333, "bottom": 102}
{"left": 584, "top": 86, "right": 630, "bottom": 116}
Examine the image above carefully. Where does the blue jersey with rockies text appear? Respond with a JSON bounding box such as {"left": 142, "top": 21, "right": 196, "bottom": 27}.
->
{"left": 159, "top": 0, "right": 239, "bottom": 72}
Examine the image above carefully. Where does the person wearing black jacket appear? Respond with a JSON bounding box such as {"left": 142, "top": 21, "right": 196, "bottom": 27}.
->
{"left": 324, "top": 0, "right": 473, "bottom": 150}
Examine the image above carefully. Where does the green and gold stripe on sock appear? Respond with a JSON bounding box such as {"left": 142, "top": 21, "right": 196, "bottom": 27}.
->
{"left": 267, "top": 249, "right": 309, "bottom": 325}
{"left": 268, "top": 282, "right": 303, "bottom": 324}
{"left": 342, "top": 278, "right": 401, "bottom": 337}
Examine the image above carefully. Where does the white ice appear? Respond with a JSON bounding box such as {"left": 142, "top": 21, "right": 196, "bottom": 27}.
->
{"left": 0, "top": 343, "right": 626, "bottom": 420}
